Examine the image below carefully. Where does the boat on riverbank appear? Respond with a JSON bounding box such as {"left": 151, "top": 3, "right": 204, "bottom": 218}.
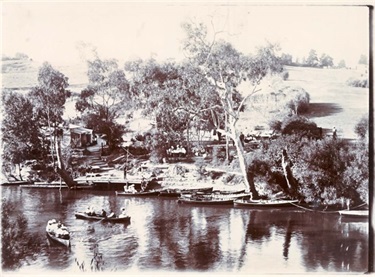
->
{"left": 338, "top": 210, "right": 369, "bottom": 218}
{"left": 234, "top": 199, "right": 299, "bottom": 208}
{"left": 46, "top": 219, "right": 70, "bottom": 247}
{"left": 75, "top": 212, "right": 131, "bottom": 223}
{"left": 177, "top": 191, "right": 236, "bottom": 205}
{"left": 159, "top": 186, "right": 214, "bottom": 197}
{"left": 115, "top": 190, "right": 160, "bottom": 196}
{"left": 178, "top": 196, "right": 234, "bottom": 205}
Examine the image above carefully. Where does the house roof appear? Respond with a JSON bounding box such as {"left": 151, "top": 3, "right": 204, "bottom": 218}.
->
{"left": 69, "top": 124, "right": 93, "bottom": 134}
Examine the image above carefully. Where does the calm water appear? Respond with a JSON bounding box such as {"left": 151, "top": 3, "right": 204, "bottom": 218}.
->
{"left": 1, "top": 186, "right": 370, "bottom": 274}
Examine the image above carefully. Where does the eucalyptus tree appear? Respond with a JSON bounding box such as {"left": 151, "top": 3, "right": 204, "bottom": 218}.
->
{"left": 76, "top": 58, "right": 130, "bottom": 148}
{"left": 29, "top": 62, "right": 75, "bottom": 187}
{"left": 125, "top": 58, "right": 221, "bottom": 159}
{"left": 181, "top": 21, "right": 282, "bottom": 198}
{"left": 1, "top": 91, "right": 43, "bottom": 180}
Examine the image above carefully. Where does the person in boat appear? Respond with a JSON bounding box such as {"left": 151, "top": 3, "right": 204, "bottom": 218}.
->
{"left": 141, "top": 177, "right": 147, "bottom": 191}
{"left": 46, "top": 219, "right": 57, "bottom": 233}
{"left": 107, "top": 210, "right": 116, "bottom": 218}
{"left": 86, "top": 206, "right": 92, "bottom": 216}
{"left": 118, "top": 207, "right": 127, "bottom": 218}
{"left": 55, "top": 223, "right": 69, "bottom": 239}
{"left": 101, "top": 209, "right": 107, "bottom": 218}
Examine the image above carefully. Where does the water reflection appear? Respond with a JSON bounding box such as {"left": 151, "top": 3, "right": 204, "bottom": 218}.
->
{"left": 1, "top": 187, "right": 369, "bottom": 273}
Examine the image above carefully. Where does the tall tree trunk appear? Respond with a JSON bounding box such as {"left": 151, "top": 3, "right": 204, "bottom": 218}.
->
{"left": 281, "top": 149, "right": 298, "bottom": 197}
{"left": 17, "top": 163, "right": 23, "bottom": 181}
{"left": 55, "top": 138, "right": 77, "bottom": 189}
{"left": 225, "top": 112, "right": 229, "bottom": 162}
{"left": 231, "top": 126, "right": 259, "bottom": 199}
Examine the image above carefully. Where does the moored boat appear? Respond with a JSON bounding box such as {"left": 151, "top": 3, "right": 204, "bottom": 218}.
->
{"left": 178, "top": 192, "right": 234, "bottom": 205}
{"left": 338, "top": 210, "right": 369, "bottom": 218}
{"left": 46, "top": 219, "right": 70, "bottom": 247}
{"left": 234, "top": 199, "right": 298, "bottom": 208}
{"left": 178, "top": 197, "right": 234, "bottom": 205}
{"left": 115, "top": 190, "right": 160, "bottom": 196}
{"left": 159, "top": 186, "right": 214, "bottom": 197}
{"left": 75, "top": 212, "right": 131, "bottom": 223}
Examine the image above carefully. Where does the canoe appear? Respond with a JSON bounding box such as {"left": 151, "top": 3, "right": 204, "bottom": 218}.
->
{"left": 338, "top": 210, "right": 369, "bottom": 218}
{"left": 115, "top": 190, "right": 160, "bottom": 196}
{"left": 46, "top": 231, "right": 71, "bottom": 247}
{"left": 75, "top": 212, "right": 131, "bottom": 223}
{"left": 234, "top": 199, "right": 298, "bottom": 208}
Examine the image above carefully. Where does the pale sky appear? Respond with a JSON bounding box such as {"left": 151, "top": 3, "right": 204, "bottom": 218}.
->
{"left": 1, "top": 2, "right": 370, "bottom": 67}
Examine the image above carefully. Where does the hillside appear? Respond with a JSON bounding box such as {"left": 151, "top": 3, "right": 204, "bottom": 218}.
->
{"left": 2, "top": 59, "right": 369, "bottom": 140}
{"left": 2, "top": 58, "right": 88, "bottom": 91}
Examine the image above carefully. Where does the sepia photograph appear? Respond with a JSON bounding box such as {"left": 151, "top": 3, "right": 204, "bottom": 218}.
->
{"left": 1, "top": 1, "right": 372, "bottom": 275}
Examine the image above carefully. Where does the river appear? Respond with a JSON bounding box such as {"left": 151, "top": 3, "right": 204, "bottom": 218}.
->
{"left": 1, "top": 186, "right": 369, "bottom": 274}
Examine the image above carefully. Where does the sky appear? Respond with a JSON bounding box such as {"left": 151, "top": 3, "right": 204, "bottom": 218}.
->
{"left": 1, "top": 2, "right": 371, "bottom": 68}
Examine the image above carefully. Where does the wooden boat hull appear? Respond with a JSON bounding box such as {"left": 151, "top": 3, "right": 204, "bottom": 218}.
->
{"left": 178, "top": 198, "right": 234, "bottom": 205}
{"left": 75, "top": 212, "right": 131, "bottom": 223}
{"left": 115, "top": 190, "right": 160, "bottom": 196}
{"left": 338, "top": 210, "right": 369, "bottom": 218}
{"left": 46, "top": 232, "right": 70, "bottom": 247}
{"left": 159, "top": 186, "right": 214, "bottom": 197}
{"left": 234, "top": 199, "right": 298, "bottom": 208}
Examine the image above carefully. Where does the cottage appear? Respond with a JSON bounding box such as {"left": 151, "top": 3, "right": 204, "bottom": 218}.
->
{"left": 69, "top": 124, "right": 93, "bottom": 148}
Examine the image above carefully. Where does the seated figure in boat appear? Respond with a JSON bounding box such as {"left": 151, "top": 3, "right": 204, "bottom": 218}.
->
{"left": 107, "top": 210, "right": 116, "bottom": 218}
{"left": 101, "top": 209, "right": 107, "bottom": 218}
{"left": 55, "top": 224, "right": 70, "bottom": 239}
{"left": 125, "top": 184, "right": 137, "bottom": 193}
{"left": 46, "top": 219, "right": 58, "bottom": 233}
{"left": 118, "top": 207, "right": 127, "bottom": 218}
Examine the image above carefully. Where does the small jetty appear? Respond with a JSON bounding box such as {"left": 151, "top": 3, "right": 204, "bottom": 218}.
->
{"left": 1, "top": 180, "right": 30, "bottom": 186}
{"left": 20, "top": 181, "right": 68, "bottom": 189}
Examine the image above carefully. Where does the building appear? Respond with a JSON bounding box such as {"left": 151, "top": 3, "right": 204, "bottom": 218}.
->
{"left": 69, "top": 124, "right": 93, "bottom": 148}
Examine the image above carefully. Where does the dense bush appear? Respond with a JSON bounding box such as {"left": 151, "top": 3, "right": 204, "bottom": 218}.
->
{"left": 243, "top": 134, "right": 368, "bottom": 205}
{"left": 2, "top": 200, "right": 42, "bottom": 270}
{"left": 281, "top": 71, "right": 289, "bottom": 81}
{"left": 354, "top": 115, "right": 368, "bottom": 139}
{"left": 269, "top": 115, "right": 321, "bottom": 139}
{"left": 346, "top": 77, "right": 368, "bottom": 88}
{"left": 281, "top": 115, "right": 321, "bottom": 139}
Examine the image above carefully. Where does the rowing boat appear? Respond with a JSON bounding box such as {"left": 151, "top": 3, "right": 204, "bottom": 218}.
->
{"left": 115, "top": 190, "right": 160, "bottom": 196}
{"left": 234, "top": 199, "right": 298, "bottom": 208}
{"left": 46, "top": 219, "right": 70, "bottom": 247}
{"left": 338, "top": 210, "right": 369, "bottom": 218}
{"left": 177, "top": 194, "right": 234, "bottom": 205}
{"left": 158, "top": 186, "right": 214, "bottom": 197}
{"left": 75, "top": 212, "right": 131, "bottom": 223}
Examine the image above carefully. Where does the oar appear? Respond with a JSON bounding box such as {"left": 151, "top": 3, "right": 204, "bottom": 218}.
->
{"left": 93, "top": 218, "right": 106, "bottom": 224}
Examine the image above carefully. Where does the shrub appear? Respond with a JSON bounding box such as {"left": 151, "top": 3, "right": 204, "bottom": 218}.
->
{"left": 281, "top": 115, "right": 321, "bottom": 139}
{"left": 354, "top": 115, "right": 369, "bottom": 139}
{"left": 282, "top": 71, "right": 289, "bottom": 81}
{"left": 346, "top": 77, "right": 368, "bottom": 88}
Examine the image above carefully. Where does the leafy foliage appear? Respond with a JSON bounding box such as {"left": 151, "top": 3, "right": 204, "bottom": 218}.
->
{"left": 319, "top": 53, "right": 334, "bottom": 68}
{"left": 306, "top": 49, "right": 319, "bottom": 67}
{"left": 2, "top": 200, "right": 42, "bottom": 270}
{"left": 1, "top": 91, "right": 43, "bottom": 165}
{"left": 245, "top": 134, "right": 368, "bottom": 205}
{"left": 354, "top": 114, "right": 368, "bottom": 139}
{"left": 30, "top": 62, "right": 71, "bottom": 126}
{"left": 346, "top": 77, "right": 368, "bottom": 88}
{"left": 76, "top": 58, "right": 130, "bottom": 149}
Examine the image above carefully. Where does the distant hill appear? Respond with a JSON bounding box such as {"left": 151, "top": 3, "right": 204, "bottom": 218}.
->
{"left": 2, "top": 58, "right": 88, "bottom": 92}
